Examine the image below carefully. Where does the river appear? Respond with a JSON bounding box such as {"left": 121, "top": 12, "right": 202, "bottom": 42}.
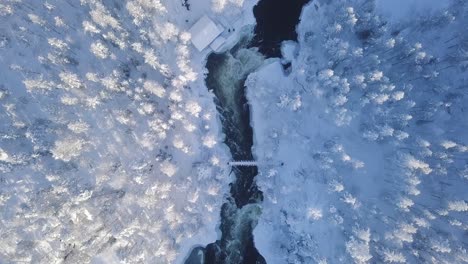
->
{"left": 185, "top": 1, "right": 309, "bottom": 263}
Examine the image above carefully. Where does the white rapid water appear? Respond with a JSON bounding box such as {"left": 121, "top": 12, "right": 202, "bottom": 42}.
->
{"left": 213, "top": 46, "right": 264, "bottom": 127}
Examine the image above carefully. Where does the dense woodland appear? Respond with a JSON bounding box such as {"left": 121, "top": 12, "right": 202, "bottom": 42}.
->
{"left": 250, "top": 0, "right": 467, "bottom": 263}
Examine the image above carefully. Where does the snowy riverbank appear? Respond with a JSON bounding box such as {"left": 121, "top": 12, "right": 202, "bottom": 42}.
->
{"left": 248, "top": 0, "right": 467, "bottom": 263}
{"left": 0, "top": 0, "right": 259, "bottom": 263}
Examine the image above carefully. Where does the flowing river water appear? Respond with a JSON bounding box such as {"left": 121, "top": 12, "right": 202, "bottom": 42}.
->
{"left": 185, "top": 1, "right": 309, "bottom": 263}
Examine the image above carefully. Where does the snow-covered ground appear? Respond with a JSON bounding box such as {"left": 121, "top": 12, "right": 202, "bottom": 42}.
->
{"left": 249, "top": 0, "right": 468, "bottom": 263}
{"left": 375, "top": 0, "right": 451, "bottom": 23}
{"left": 0, "top": 0, "right": 259, "bottom": 263}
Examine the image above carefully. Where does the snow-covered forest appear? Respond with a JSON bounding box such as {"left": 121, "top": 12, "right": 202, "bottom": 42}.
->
{"left": 249, "top": 0, "right": 468, "bottom": 263}
{"left": 0, "top": 0, "right": 257, "bottom": 263}
{"left": 0, "top": 0, "right": 467, "bottom": 263}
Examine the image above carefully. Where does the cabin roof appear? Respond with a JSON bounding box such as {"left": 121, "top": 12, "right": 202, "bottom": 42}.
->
{"left": 189, "top": 15, "right": 224, "bottom": 52}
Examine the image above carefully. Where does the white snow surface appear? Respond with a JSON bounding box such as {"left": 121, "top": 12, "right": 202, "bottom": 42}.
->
{"left": 0, "top": 0, "right": 258, "bottom": 263}
{"left": 248, "top": 0, "right": 468, "bottom": 263}
{"left": 189, "top": 15, "right": 223, "bottom": 52}
{"left": 375, "top": 0, "right": 451, "bottom": 22}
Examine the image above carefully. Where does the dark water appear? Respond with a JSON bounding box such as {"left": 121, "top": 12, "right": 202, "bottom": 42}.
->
{"left": 206, "top": 50, "right": 262, "bottom": 208}
{"left": 251, "top": 0, "right": 310, "bottom": 58}
{"left": 203, "top": 36, "right": 265, "bottom": 264}
{"left": 185, "top": 0, "right": 310, "bottom": 263}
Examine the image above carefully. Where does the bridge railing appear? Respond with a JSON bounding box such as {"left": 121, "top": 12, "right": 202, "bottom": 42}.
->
{"left": 227, "top": 161, "right": 284, "bottom": 167}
